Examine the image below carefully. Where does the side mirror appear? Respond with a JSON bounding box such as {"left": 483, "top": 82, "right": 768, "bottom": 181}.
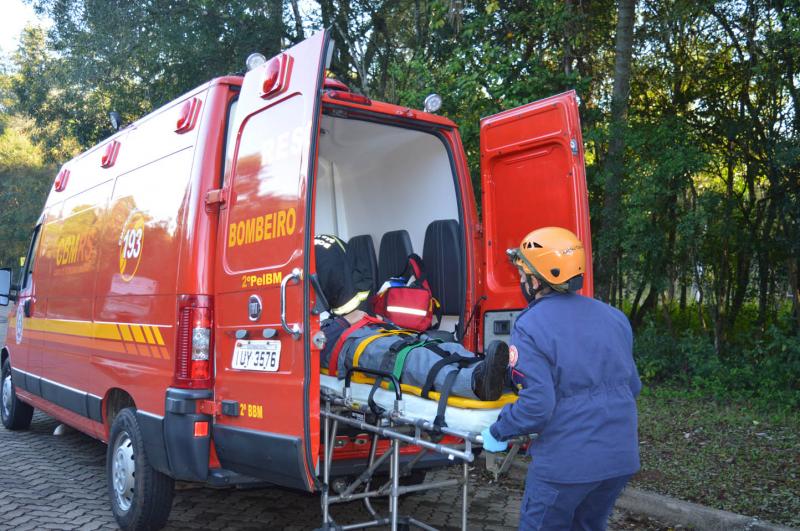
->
{"left": 0, "top": 268, "right": 12, "bottom": 306}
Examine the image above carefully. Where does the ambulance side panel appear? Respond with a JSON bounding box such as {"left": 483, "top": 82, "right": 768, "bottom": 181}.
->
{"left": 40, "top": 155, "right": 117, "bottom": 438}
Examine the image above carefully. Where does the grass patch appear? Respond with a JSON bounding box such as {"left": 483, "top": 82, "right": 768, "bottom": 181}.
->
{"left": 633, "top": 386, "right": 800, "bottom": 527}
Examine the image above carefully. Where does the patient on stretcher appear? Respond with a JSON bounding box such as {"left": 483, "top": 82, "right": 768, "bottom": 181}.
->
{"left": 315, "top": 235, "right": 509, "bottom": 402}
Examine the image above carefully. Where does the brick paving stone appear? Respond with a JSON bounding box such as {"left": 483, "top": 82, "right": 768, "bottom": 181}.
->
{"left": 0, "top": 406, "right": 672, "bottom": 530}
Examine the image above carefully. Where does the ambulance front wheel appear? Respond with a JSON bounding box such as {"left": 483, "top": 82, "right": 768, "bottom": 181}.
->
{"left": 107, "top": 408, "right": 175, "bottom": 530}
{"left": 1, "top": 358, "right": 33, "bottom": 430}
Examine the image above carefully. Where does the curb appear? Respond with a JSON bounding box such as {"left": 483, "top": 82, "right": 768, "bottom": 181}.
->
{"left": 500, "top": 458, "right": 797, "bottom": 531}
{"left": 615, "top": 487, "right": 797, "bottom": 531}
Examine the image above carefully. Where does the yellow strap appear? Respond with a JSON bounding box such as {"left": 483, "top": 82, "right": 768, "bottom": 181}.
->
{"left": 351, "top": 330, "right": 413, "bottom": 369}
{"left": 318, "top": 369, "right": 518, "bottom": 409}
{"left": 344, "top": 370, "right": 518, "bottom": 409}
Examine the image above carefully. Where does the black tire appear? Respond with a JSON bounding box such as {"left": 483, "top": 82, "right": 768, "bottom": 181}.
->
{"left": 107, "top": 408, "right": 175, "bottom": 530}
{"left": 1, "top": 358, "right": 34, "bottom": 430}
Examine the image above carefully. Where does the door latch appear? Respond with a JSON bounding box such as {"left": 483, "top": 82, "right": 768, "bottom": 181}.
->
{"left": 205, "top": 188, "right": 226, "bottom": 205}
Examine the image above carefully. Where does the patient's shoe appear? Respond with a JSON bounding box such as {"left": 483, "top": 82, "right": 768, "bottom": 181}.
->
{"left": 472, "top": 341, "right": 510, "bottom": 401}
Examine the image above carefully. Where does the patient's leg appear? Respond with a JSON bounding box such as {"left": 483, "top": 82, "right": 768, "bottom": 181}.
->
{"left": 351, "top": 335, "right": 509, "bottom": 401}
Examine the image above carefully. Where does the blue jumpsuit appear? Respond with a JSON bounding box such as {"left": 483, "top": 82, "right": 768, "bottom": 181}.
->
{"left": 489, "top": 292, "right": 641, "bottom": 531}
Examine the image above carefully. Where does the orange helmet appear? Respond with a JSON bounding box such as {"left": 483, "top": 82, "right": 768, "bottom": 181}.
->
{"left": 508, "top": 227, "right": 586, "bottom": 292}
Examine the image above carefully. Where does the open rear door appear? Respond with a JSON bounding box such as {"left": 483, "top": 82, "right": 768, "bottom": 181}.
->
{"left": 212, "top": 31, "right": 329, "bottom": 491}
{"left": 479, "top": 90, "right": 593, "bottom": 348}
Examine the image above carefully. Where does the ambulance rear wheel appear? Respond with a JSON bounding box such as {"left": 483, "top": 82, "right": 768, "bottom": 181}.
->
{"left": 107, "top": 408, "right": 175, "bottom": 530}
{"left": 1, "top": 358, "right": 33, "bottom": 430}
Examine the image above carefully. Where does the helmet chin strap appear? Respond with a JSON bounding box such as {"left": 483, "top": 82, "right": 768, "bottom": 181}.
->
{"left": 520, "top": 273, "right": 545, "bottom": 303}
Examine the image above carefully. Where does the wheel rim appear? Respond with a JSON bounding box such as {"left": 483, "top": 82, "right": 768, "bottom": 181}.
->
{"left": 111, "top": 431, "right": 135, "bottom": 512}
{"left": 1, "top": 373, "right": 12, "bottom": 420}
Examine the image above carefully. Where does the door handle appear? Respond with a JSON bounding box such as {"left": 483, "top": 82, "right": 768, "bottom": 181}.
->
{"left": 280, "top": 268, "right": 302, "bottom": 339}
{"left": 23, "top": 298, "right": 32, "bottom": 318}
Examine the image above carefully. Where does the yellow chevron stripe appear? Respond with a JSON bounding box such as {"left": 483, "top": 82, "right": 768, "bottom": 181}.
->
{"left": 130, "top": 325, "right": 146, "bottom": 344}
{"left": 119, "top": 324, "right": 133, "bottom": 342}
{"left": 142, "top": 326, "right": 156, "bottom": 345}
{"left": 151, "top": 327, "right": 165, "bottom": 346}
{"left": 22, "top": 317, "right": 170, "bottom": 352}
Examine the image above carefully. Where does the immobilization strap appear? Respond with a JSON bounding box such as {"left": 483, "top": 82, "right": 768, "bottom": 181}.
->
{"left": 352, "top": 330, "right": 413, "bottom": 369}
{"left": 420, "top": 352, "right": 480, "bottom": 399}
{"left": 327, "top": 314, "right": 384, "bottom": 376}
{"left": 389, "top": 338, "right": 432, "bottom": 390}
{"left": 433, "top": 370, "right": 459, "bottom": 428}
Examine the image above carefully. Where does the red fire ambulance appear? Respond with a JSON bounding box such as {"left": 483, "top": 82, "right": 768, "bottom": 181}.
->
{"left": 0, "top": 31, "right": 591, "bottom": 529}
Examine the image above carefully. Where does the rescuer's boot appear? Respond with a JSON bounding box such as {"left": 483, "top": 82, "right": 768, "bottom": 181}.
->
{"left": 472, "top": 341, "right": 510, "bottom": 401}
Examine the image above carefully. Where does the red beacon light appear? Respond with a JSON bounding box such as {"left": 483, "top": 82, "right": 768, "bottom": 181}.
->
{"left": 54, "top": 168, "right": 70, "bottom": 192}
{"left": 175, "top": 97, "right": 202, "bottom": 133}
{"left": 101, "top": 140, "right": 121, "bottom": 168}
{"left": 261, "top": 53, "right": 293, "bottom": 99}
{"left": 323, "top": 78, "right": 350, "bottom": 91}
{"left": 323, "top": 76, "right": 370, "bottom": 105}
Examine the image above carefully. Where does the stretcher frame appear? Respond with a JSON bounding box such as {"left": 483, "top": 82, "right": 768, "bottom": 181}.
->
{"left": 318, "top": 367, "right": 485, "bottom": 531}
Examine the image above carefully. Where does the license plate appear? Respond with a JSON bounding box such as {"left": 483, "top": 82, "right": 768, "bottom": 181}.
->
{"left": 232, "top": 340, "right": 281, "bottom": 372}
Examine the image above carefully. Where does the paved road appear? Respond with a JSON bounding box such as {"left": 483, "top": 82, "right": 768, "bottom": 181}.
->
{"left": 0, "top": 413, "right": 671, "bottom": 530}
{"left": 1, "top": 305, "right": 670, "bottom": 530}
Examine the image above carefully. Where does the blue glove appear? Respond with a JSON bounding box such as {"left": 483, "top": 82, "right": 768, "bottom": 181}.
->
{"left": 481, "top": 427, "right": 508, "bottom": 453}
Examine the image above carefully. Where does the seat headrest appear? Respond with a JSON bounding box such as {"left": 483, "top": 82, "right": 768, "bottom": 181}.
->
{"left": 347, "top": 234, "right": 379, "bottom": 295}
{"left": 378, "top": 230, "right": 413, "bottom": 285}
{"left": 423, "top": 220, "right": 463, "bottom": 315}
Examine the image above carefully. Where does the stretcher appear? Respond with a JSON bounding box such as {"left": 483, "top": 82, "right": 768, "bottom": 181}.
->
{"left": 320, "top": 374, "right": 513, "bottom": 433}
{"left": 318, "top": 367, "right": 524, "bottom": 531}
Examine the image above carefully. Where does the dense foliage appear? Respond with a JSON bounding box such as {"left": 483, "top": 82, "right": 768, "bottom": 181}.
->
{"left": 1, "top": 0, "right": 798, "bottom": 405}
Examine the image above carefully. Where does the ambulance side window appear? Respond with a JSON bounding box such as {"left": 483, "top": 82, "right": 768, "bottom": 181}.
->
{"left": 20, "top": 225, "right": 42, "bottom": 290}
{"left": 221, "top": 98, "right": 239, "bottom": 186}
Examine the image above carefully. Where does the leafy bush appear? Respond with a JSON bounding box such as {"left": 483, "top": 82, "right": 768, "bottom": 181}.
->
{"left": 634, "top": 309, "right": 800, "bottom": 417}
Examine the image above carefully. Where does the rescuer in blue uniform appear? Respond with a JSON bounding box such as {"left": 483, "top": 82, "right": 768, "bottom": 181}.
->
{"left": 481, "top": 227, "right": 641, "bottom": 531}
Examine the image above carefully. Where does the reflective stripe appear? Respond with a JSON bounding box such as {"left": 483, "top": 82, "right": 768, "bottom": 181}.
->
{"left": 386, "top": 305, "right": 428, "bottom": 317}
{"left": 351, "top": 330, "right": 412, "bottom": 368}
{"left": 332, "top": 294, "right": 362, "bottom": 316}
{"left": 332, "top": 290, "right": 372, "bottom": 315}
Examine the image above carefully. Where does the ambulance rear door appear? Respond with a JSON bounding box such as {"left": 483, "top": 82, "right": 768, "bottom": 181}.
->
{"left": 479, "top": 90, "right": 593, "bottom": 349}
{"left": 212, "top": 31, "right": 330, "bottom": 491}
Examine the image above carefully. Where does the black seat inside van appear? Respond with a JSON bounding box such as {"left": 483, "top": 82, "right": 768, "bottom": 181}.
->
{"left": 347, "top": 234, "right": 379, "bottom": 296}
{"left": 378, "top": 230, "right": 413, "bottom": 285}
{"left": 423, "top": 219, "right": 463, "bottom": 341}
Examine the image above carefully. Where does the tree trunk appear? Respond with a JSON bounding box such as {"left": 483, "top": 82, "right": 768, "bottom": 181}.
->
{"left": 597, "top": 0, "right": 636, "bottom": 301}
{"left": 265, "top": 0, "right": 284, "bottom": 53}
{"left": 290, "top": 0, "right": 304, "bottom": 42}
{"left": 563, "top": 0, "right": 575, "bottom": 76}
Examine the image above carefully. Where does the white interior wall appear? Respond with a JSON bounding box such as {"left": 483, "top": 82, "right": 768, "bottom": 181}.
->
{"left": 315, "top": 116, "right": 459, "bottom": 254}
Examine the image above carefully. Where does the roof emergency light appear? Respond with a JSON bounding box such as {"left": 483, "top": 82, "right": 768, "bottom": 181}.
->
{"left": 101, "top": 140, "right": 121, "bottom": 168}
{"left": 54, "top": 168, "right": 70, "bottom": 192}
{"left": 424, "top": 93, "right": 443, "bottom": 113}
{"left": 246, "top": 52, "right": 267, "bottom": 71}
{"left": 325, "top": 90, "right": 371, "bottom": 106}
{"left": 261, "top": 53, "right": 293, "bottom": 99}
{"left": 175, "top": 97, "right": 202, "bottom": 133}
